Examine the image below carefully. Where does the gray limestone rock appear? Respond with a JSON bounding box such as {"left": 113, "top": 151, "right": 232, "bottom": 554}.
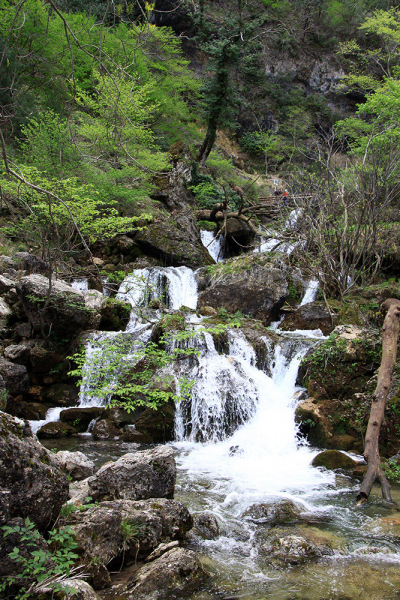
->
{"left": 87, "top": 446, "right": 176, "bottom": 502}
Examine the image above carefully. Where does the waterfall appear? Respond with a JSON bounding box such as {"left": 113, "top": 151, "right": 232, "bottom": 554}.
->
{"left": 201, "top": 230, "right": 224, "bottom": 262}
{"left": 173, "top": 329, "right": 330, "bottom": 498}
{"left": 173, "top": 330, "right": 259, "bottom": 443}
{"left": 300, "top": 279, "right": 319, "bottom": 305}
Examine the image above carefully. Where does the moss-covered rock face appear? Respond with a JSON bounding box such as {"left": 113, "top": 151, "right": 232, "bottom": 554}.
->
{"left": 198, "top": 254, "right": 289, "bottom": 325}
{"left": 99, "top": 297, "right": 131, "bottom": 331}
{"left": 0, "top": 412, "right": 69, "bottom": 530}
{"left": 134, "top": 209, "right": 214, "bottom": 269}
{"left": 296, "top": 324, "right": 400, "bottom": 455}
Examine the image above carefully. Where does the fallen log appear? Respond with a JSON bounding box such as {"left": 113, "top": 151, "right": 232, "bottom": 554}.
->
{"left": 356, "top": 298, "right": 400, "bottom": 506}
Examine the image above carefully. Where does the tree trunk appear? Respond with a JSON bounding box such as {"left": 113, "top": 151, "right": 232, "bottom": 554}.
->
{"left": 356, "top": 298, "right": 400, "bottom": 506}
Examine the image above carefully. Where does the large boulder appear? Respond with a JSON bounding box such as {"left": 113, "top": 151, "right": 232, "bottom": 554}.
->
{"left": 279, "top": 301, "right": 336, "bottom": 335}
{"left": 134, "top": 209, "right": 214, "bottom": 269}
{"left": 16, "top": 274, "right": 97, "bottom": 335}
{"left": 0, "top": 412, "right": 69, "bottom": 530}
{"left": 53, "top": 451, "right": 95, "bottom": 480}
{"left": 87, "top": 446, "right": 176, "bottom": 502}
{"left": 198, "top": 259, "right": 289, "bottom": 324}
{"left": 61, "top": 498, "right": 193, "bottom": 588}
{"left": 0, "top": 357, "right": 30, "bottom": 396}
{"left": 126, "top": 547, "right": 207, "bottom": 600}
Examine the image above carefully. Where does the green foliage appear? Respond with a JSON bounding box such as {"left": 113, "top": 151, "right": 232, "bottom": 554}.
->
{"left": 383, "top": 457, "right": 400, "bottom": 483}
{"left": 0, "top": 517, "right": 78, "bottom": 599}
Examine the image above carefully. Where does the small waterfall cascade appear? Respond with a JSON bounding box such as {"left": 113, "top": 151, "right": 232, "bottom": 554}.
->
{"left": 173, "top": 330, "right": 260, "bottom": 443}
{"left": 300, "top": 278, "right": 319, "bottom": 306}
{"left": 173, "top": 329, "right": 329, "bottom": 496}
{"left": 201, "top": 230, "right": 224, "bottom": 262}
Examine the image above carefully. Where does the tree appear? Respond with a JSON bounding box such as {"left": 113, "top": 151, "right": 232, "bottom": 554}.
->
{"left": 356, "top": 298, "right": 400, "bottom": 506}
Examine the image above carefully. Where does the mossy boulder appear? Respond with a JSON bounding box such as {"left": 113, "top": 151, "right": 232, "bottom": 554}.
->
{"left": 134, "top": 209, "right": 214, "bottom": 269}
{"left": 311, "top": 450, "right": 359, "bottom": 470}
{"left": 37, "top": 421, "right": 78, "bottom": 439}
{"left": 198, "top": 255, "right": 289, "bottom": 325}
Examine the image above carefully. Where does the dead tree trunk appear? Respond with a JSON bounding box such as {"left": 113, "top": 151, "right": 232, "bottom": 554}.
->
{"left": 356, "top": 298, "right": 400, "bottom": 506}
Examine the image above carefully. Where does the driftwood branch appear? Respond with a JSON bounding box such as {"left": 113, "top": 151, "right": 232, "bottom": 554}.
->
{"left": 356, "top": 298, "right": 400, "bottom": 506}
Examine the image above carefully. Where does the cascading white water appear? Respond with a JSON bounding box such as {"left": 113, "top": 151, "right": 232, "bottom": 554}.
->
{"left": 201, "top": 230, "right": 224, "bottom": 262}
{"left": 173, "top": 330, "right": 259, "bottom": 443}
{"left": 174, "top": 329, "right": 333, "bottom": 502}
{"left": 300, "top": 278, "right": 319, "bottom": 306}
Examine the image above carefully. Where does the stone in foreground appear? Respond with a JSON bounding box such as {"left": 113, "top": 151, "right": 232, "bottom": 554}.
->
{"left": 87, "top": 446, "right": 176, "bottom": 502}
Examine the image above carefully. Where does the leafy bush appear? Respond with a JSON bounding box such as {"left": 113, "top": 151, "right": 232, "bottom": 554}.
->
{"left": 1, "top": 518, "right": 79, "bottom": 599}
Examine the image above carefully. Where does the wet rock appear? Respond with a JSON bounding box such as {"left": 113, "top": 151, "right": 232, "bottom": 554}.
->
{"left": 4, "top": 342, "right": 30, "bottom": 365}
{"left": 134, "top": 402, "right": 175, "bottom": 443}
{"left": 13, "top": 252, "right": 48, "bottom": 275}
{"left": 88, "top": 447, "right": 176, "bottom": 502}
{"left": 0, "top": 412, "right": 69, "bottom": 530}
{"left": 198, "top": 260, "right": 288, "bottom": 325}
{"left": 295, "top": 398, "right": 334, "bottom": 446}
{"left": 53, "top": 451, "right": 95, "bottom": 480}
{"left": 134, "top": 209, "right": 213, "bottom": 269}
{"left": 16, "top": 274, "right": 95, "bottom": 336}
{"left": 145, "top": 541, "right": 180, "bottom": 562}
{"left": 99, "top": 298, "right": 131, "bottom": 331}
{"left": 44, "top": 383, "right": 79, "bottom": 407}
{"left": 312, "top": 450, "right": 359, "bottom": 470}
{"left": 192, "top": 512, "right": 220, "bottom": 540}
{"left": 60, "top": 407, "right": 103, "bottom": 432}
{"left": 126, "top": 547, "right": 207, "bottom": 600}
{"left": 18, "top": 401, "right": 48, "bottom": 421}
{"left": 0, "top": 357, "right": 30, "bottom": 395}
{"left": 244, "top": 500, "right": 306, "bottom": 526}
{"left": 37, "top": 421, "right": 78, "bottom": 439}
{"left": 122, "top": 425, "right": 153, "bottom": 444}
{"left": 92, "top": 418, "right": 120, "bottom": 440}
{"left": 279, "top": 301, "right": 336, "bottom": 335}
{"left": 103, "top": 405, "right": 143, "bottom": 427}
{"left": 255, "top": 526, "right": 337, "bottom": 565}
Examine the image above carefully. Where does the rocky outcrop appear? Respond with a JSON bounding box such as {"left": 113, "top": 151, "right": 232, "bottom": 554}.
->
{"left": 87, "top": 446, "right": 176, "bottom": 502}
{"left": 0, "top": 357, "right": 30, "bottom": 395}
{"left": 61, "top": 498, "right": 193, "bottom": 589}
{"left": 0, "top": 412, "right": 69, "bottom": 530}
{"left": 198, "top": 259, "right": 289, "bottom": 324}
{"left": 53, "top": 451, "right": 95, "bottom": 480}
{"left": 279, "top": 301, "right": 336, "bottom": 335}
{"left": 16, "top": 275, "right": 96, "bottom": 335}
{"left": 134, "top": 209, "right": 214, "bottom": 269}
{"left": 126, "top": 547, "right": 207, "bottom": 600}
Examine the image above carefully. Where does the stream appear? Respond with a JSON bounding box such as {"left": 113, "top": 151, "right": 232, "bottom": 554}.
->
{"left": 35, "top": 238, "right": 400, "bottom": 600}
